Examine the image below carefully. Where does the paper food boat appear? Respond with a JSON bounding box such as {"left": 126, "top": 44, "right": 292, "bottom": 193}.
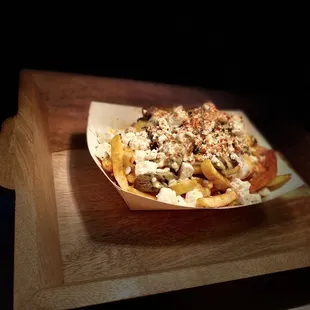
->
{"left": 86, "top": 101, "right": 305, "bottom": 210}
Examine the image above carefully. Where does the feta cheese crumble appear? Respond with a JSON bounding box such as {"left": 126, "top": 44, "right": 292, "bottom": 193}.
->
{"left": 156, "top": 188, "right": 177, "bottom": 204}
{"left": 185, "top": 189, "right": 203, "bottom": 207}
{"left": 178, "top": 162, "right": 194, "bottom": 180}
{"left": 94, "top": 142, "right": 111, "bottom": 160}
{"left": 135, "top": 161, "right": 158, "bottom": 176}
{"left": 230, "top": 178, "right": 262, "bottom": 204}
{"left": 121, "top": 131, "right": 151, "bottom": 151}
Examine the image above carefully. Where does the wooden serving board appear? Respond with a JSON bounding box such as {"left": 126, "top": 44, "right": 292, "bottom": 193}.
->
{"left": 1, "top": 70, "right": 310, "bottom": 309}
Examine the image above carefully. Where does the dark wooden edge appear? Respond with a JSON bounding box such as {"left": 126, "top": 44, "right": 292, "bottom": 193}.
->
{"left": 13, "top": 71, "right": 63, "bottom": 310}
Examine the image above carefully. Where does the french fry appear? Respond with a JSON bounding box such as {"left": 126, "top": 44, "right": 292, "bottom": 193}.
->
{"left": 195, "top": 183, "right": 211, "bottom": 197}
{"left": 193, "top": 163, "right": 203, "bottom": 175}
{"left": 126, "top": 172, "right": 136, "bottom": 184}
{"left": 267, "top": 174, "right": 291, "bottom": 191}
{"left": 194, "top": 177, "right": 213, "bottom": 189}
{"left": 196, "top": 190, "right": 238, "bottom": 208}
{"left": 245, "top": 134, "right": 256, "bottom": 147}
{"left": 201, "top": 159, "right": 230, "bottom": 191}
{"left": 210, "top": 186, "right": 220, "bottom": 195}
{"left": 169, "top": 178, "right": 198, "bottom": 196}
{"left": 110, "top": 135, "right": 129, "bottom": 190}
{"left": 249, "top": 150, "right": 277, "bottom": 193}
{"left": 206, "top": 181, "right": 213, "bottom": 189}
{"left": 135, "top": 120, "right": 147, "bottom": 132}
{"left": 123, "top": 148, "right": 135, "bottom": 169}
{"left": 101, "top": 158, "right": 113, "bottom": 173}
{"left": 128, "top": 186, "right": 156, "bottom": 200}
{"left": 222, "top": 165, "right": 240, "bottom": 177}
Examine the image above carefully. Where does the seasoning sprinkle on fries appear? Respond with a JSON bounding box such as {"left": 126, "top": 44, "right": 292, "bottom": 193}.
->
{"left": 94, "top": 102, "right": 291, "bottom": 208}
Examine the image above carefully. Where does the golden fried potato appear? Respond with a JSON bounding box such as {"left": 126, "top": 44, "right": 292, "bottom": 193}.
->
{"left": 245, "top": 134, "right": 256, "bottom": 147}
{"left": 169, "top": 178, "right": 198, "bottom": 196}
{"left": 193, "top": 163, "right": 203, "bottom": 175}
{"left": 123, "top": 148, "right": 135, "bottom": 169}
{"left": 201, "top": 159, "right": 230, "bottom": 191}
{"left": 267, "top": 174, "right": 291, "bottom": 191}
{"left": 196, "top": 190, "right": 238, "bottom": 208}
{"left": 111, "top": 135, "right": 129, "bottom": 190}
{"left": 194, "top": 177, "right": 213, "bottom": 189}
{"left": 222, "top": 165, "right": 240, "bottom": 177}
{"left": 195, "top": 183, "right": 211, "bottom": 197}
{"left": 126, "top": 172, "right": 136, "bottom": 184}
{"left": 101, "top": 158, "right": 113, "bottom": 173}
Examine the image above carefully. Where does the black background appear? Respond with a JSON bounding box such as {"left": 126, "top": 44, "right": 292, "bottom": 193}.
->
{"left": 1, "top": 14, "right": 310, "bottom": 310}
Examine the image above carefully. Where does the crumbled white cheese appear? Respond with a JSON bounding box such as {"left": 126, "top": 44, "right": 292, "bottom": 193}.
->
{"left": 158, "top": 134, "right": 168, "bottom": 144}
{"left": 156, "top": 152, "right": 167, "bottom": 167}
{"left": 137, "top": 130, "right": 148, "bottom": 138}
{"left": 122, "top": 131, "right": 150, "bottom": 151}
{"left": 178, "top": 162, "right": 194, "bottom": 180}
{"left": 228, "top": 145, "right": 235, "bottom": 153}
{"left": 168, "top": 106, "right": 189, "bottom": 128}
{"left": 156, "top": 188, "right": 177, "bottom": 204}
{"left": 135, "top": 161, "right": 157, "bottom": 176}
{"left": 176, "top": 195, "right": 187, "bottom": 206}
{"left": 202, "top": 102, "right": 211, "bottom": 111}
{"left": 158, "top": 118, "right": 170, "bottom": 131}
{"left": 211, "top": 155, "right": 224, "bottom": 169}
{"left": 183, "top": 153, "right": 195, "bottom": 164}
{"left": 127, "top": 126, "right": 137, "bottom": 133}
{"left": 230, "top": 154, "right": 252, "bottom": 179}
{"left": 206, "top": 134, "right": 216, "bottom": 144}
{"left": 259, "top": 187, "right": 271, "bottom": 197}
{"left": 230, "top": 178, "right": 262, "bottom": 204}
{"left": 95, "top": 142, "right": 111, "bottom": 160}
{"left": 121, "top": 132, "right": 136, "bottom": 145}
{"left": 145, "top": 149, "right": 158, "bottom": 161}
{"left": 129, "top": 138, "right": 150, "bottom": 151}
{"left": 134, "top": 150, "right": 146, "bottom": 162}
{"left": 177, "top": 133, "right": 187, "bottom": 143}
{"left": 231, "top": 116, "right": 244, "bottom": 135}
{"left": 230, "top": 153, "right": 239, "bottom": 161}
{"left": 124, "top": 166, "right": 131, "bottom": 175}
{"left": 185, "top": 189, "right": 203, "bottom": 207}
{"left": 97, "top": 131, "right": 115, "bottom": 143}
{"left": 171, "top": 162, "right": 179, "bottom": 171}
{"left": 168, "top": 179, "right": 178, "bottom": 186}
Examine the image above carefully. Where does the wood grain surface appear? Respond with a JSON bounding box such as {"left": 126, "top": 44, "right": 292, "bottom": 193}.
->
{"left": 1, "top": 70, "right": 310, "bottom": 309}
{"left": 0, "top": 117, "right": 15, "bottom": 190}
{"left": 11, "top": 72, "right": 63, "bottom": 309}
{"left": 53, "top": 148, "right": 310, "bottom": 283}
